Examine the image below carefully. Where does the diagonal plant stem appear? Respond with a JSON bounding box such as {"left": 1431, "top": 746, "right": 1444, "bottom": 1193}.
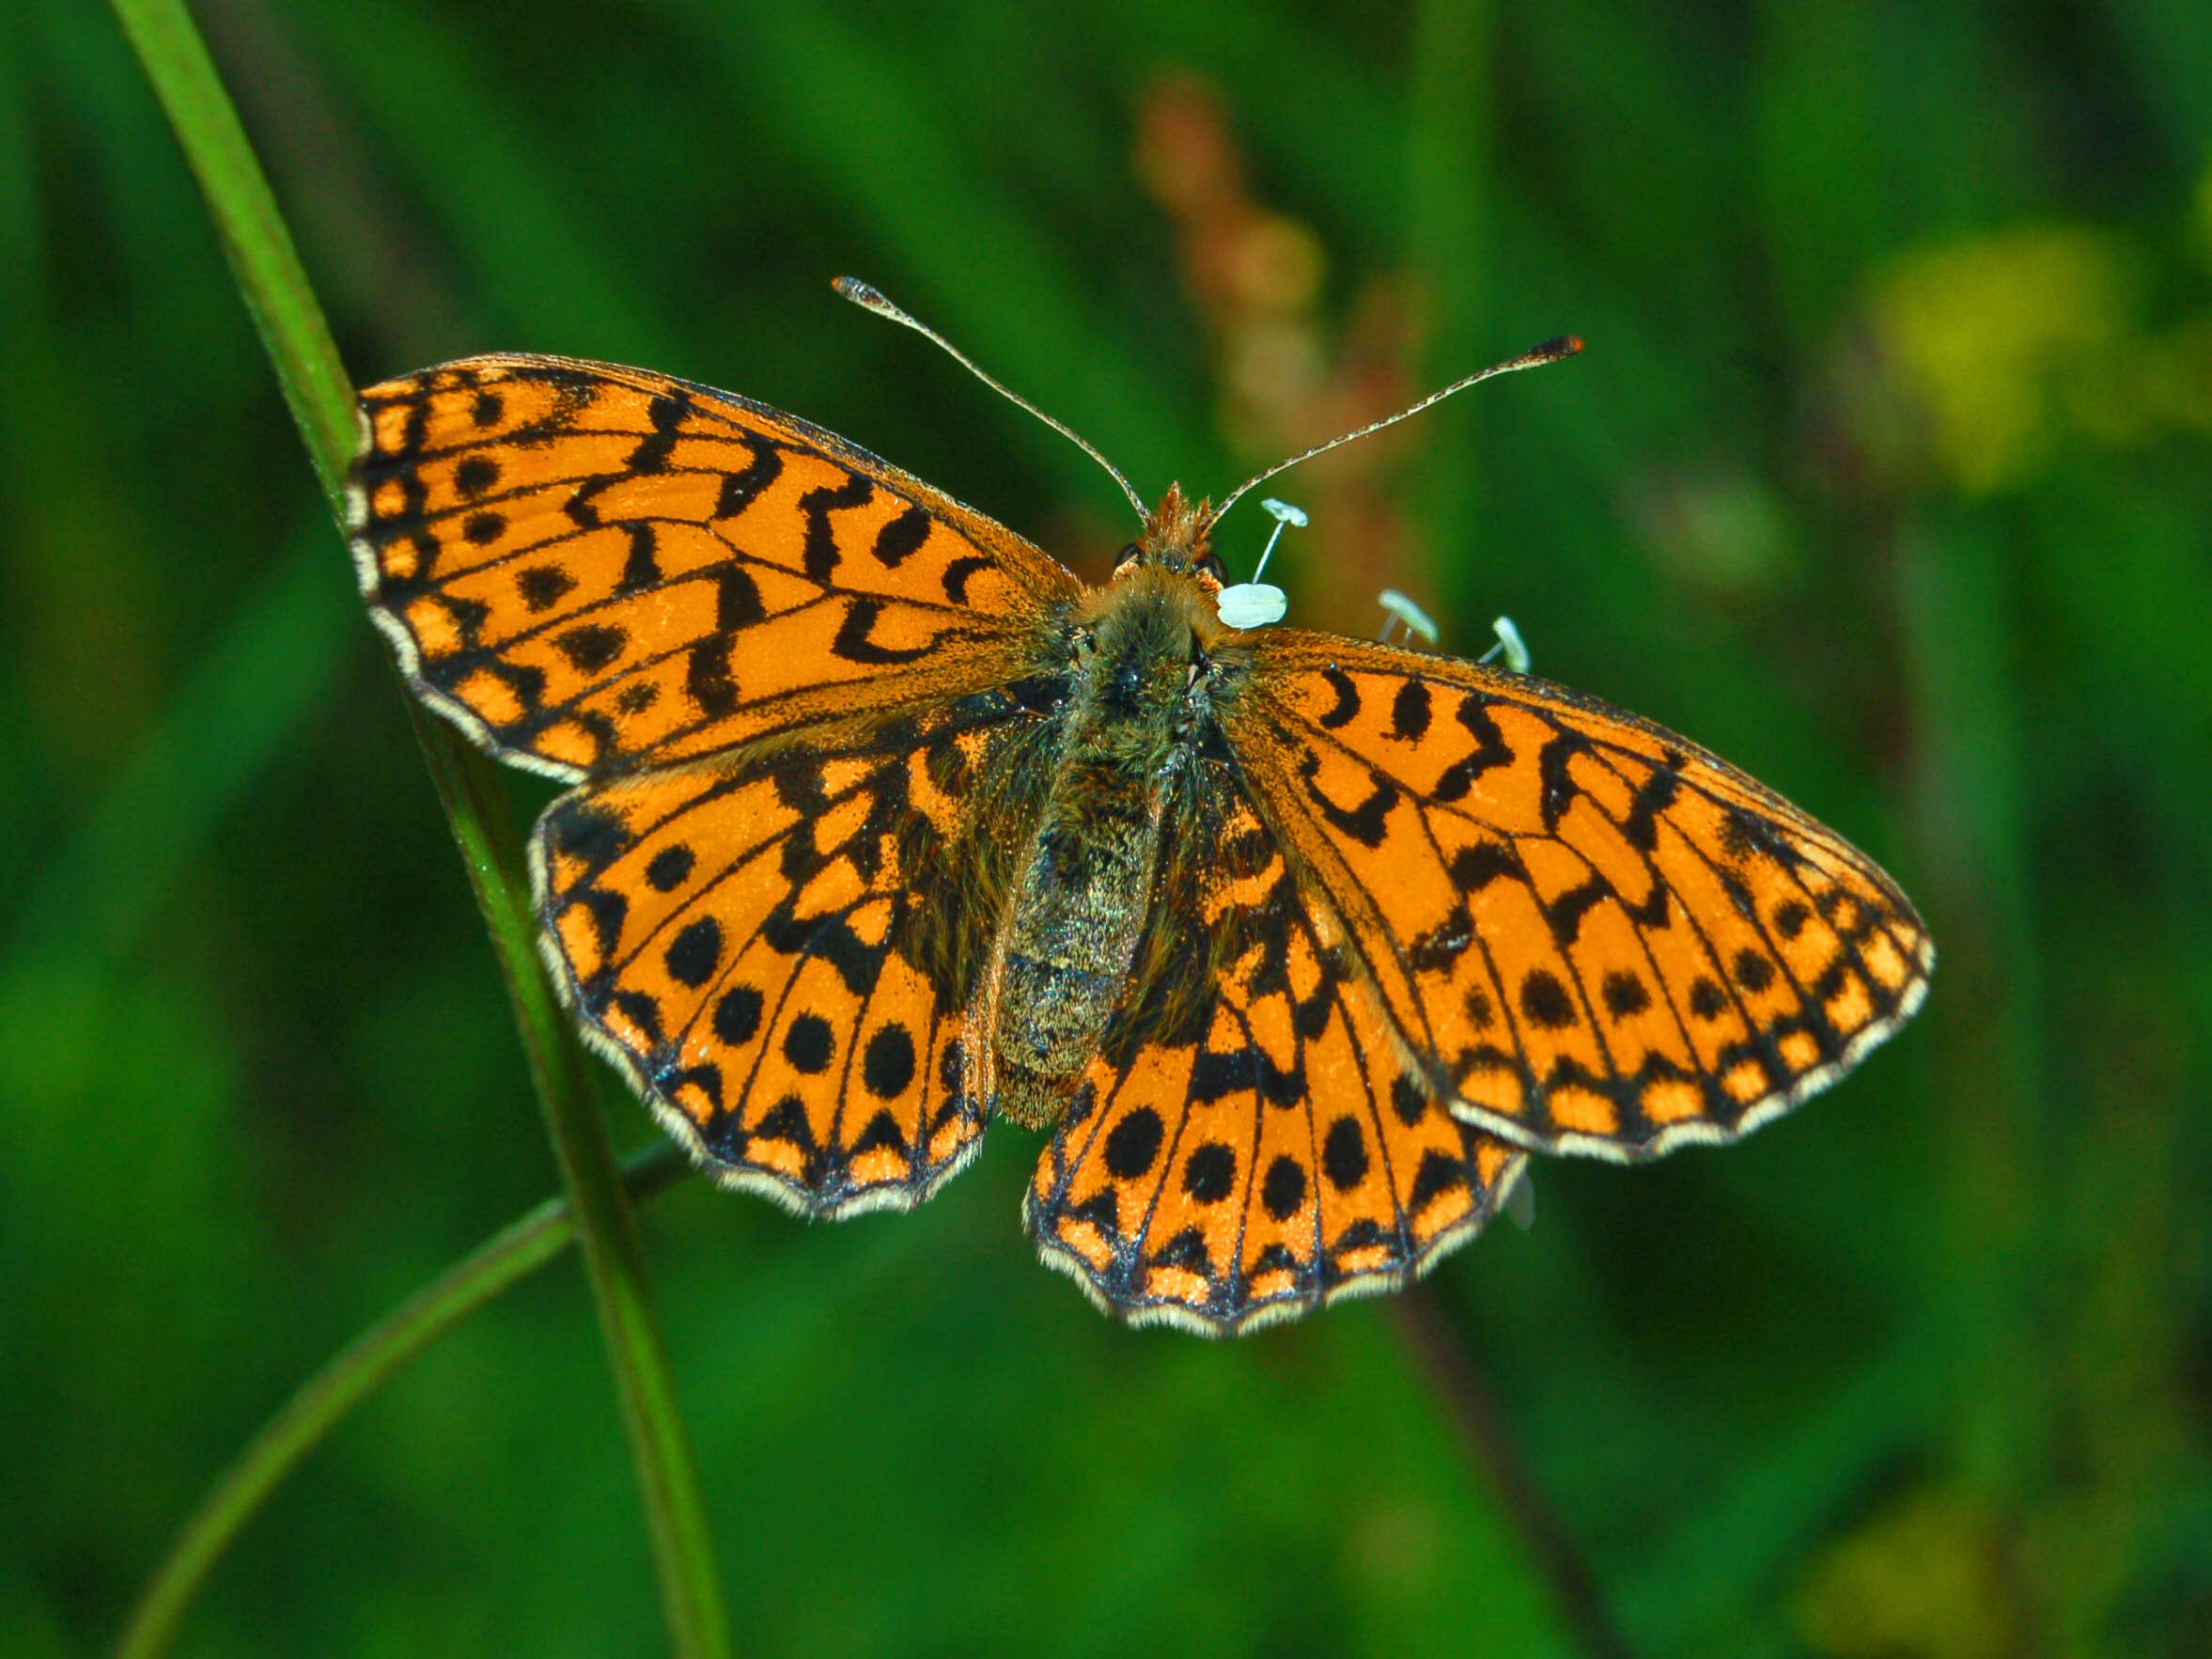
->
{"left": 1394, "top": 1289, "right": 1638, "bottom": 1659}
{"left": 106, "top": 2, "right": 730, "bottom": 1652}
{"left": 115, "top": 1144, "right": 693, "bottom": 1659}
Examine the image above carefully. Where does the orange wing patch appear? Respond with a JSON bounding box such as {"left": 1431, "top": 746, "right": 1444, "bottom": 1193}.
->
{"left": 1025, "top": 780, "right": 1525, "bottom": 1333}
{"left": 350, "top": 355, "right": 1077, "bottom": 780}
{"left": 1225, "top": 634, "right": 1933, "bottom": 1161}
{"left": 532, "top": 697, "right": 1051, "bottom": 1216}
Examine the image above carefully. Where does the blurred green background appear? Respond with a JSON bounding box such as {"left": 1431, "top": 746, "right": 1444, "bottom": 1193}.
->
{"left": 7, "top": 0, "right": 2210, "bottom": 1652}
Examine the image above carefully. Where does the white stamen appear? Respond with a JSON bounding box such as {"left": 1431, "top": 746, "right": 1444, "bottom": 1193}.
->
{"left": 1218, "top": 497, "right": 1305, "bottom": 630}
{"left": 1478, "top": 616, "right": 1531, "bottom": 674}
{"left": 1376, "top": 588, "right": 1439, "bottom": 648}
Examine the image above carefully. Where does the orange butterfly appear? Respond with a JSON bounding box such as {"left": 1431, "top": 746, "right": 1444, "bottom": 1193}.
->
{"left": 348, "top": 282, "right": 1931, "bottom": 1335}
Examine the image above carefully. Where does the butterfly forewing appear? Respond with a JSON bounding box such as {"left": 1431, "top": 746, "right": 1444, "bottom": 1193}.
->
{"left": 1025, "top": 770, "right": 1527, "bottom": 1333}
{"left": 350, "top": 355, "right": 1078, "bottom": 780}
{"left": 1223, "top": 633, "right": 1932, "bottom": 1160}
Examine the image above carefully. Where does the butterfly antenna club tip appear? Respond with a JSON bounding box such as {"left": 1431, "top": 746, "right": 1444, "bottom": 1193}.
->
{"left": 832, "top": 275, "right": 896, "bottom": 314}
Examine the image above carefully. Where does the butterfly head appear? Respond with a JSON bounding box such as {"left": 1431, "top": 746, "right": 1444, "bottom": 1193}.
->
{"left": 1114, "top": 483, "right": 1225, "bottom": 587}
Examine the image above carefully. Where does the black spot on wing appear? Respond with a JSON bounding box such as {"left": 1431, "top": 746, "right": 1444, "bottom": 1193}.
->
{"left": 1409, "top": 1150, "right": 1464, "bottom": 1212}
{"left": 610, "top": 990, "right": 663, "bottom": 1046}
{"left": 516, "top": 564, "right": 576, "bottom": 613}
{"left": 1547, "top": 877, "right": 1612, "bottom": 946}
{"left": 783, "top": 1011, "right": 834, "bottom": 1073}
{"left": 1537, "top": 731, "right": 1594, "bottom": 833}
{"left": 1389, "top": 1079, "right": 1424, "bottom": 1132}
{"left": 850, "top": 1109, "right": 908, "bottom": 1158}
{"left": 1449, "top": 839, "right": 1523, "bottom": 891}
{"left": 555, "top": 623, "right": 628, "bottom": 672}
{"left": 870, "top": 505, "right": 932, "bottom": 568}
{"left": 1622, "top": 764, "right": 1682, "bottom": 853}
{"left": 543, "top": 799, "right": 631, "bottom": 869}
{"left": 664, "top": 917, "right": 723, "bottom": 988}
{"left": 1104, "top": 1108, "right": 1165, "bottom": 1180}
{"left": 1321, "top": 1117, "right": 1368, "bottom": 1191}
{"left": 832, "top": 598, "right": 932, "bottom": 665}
{"left": 1601, "top": 971, "right": 1650, "bottom": 1018}
{"left": 1297, "top": 750, "right": 1396, "bottom": 848}
{"left": 454, "top": 454, "right": 500, "bottom": 496}
{"left": 1431, "top": 695, "right": 1516, "bottom": 804}
{"left": 626, "top": 390, "right": 690, "bottom": 475}
{"left": 617, "top": 523, "right": 662, "bottom": 592}
{"left": 1519, "top": 969, "right": 1578, "bottom": 1030}
{"left": 1149, "top": 1229, "right": 1212, "bottom": 1276}
{"left": 861, "top": 1024, "right": 916, "bottom": 1099}
{"left": 1734, "top": 948, "right": 1776, "bottom": 993}
{"left": 1183, "top": 1143, "right": 1236, "bottom": 1202}
{"left": 686, "top": 638, "right": 737, "bottom": 717}
{"left": 712, "top": 984, "right": 763, "bottom": 1047}
{"left": 1410, "top": 911, "right": 1474, "bottom": 973}
{"left": 1261, "top": 1155, "right": 1307, "bottom": 1221}
{"left": 940, "top": 556, "right": 989, "bottom": 604}
{"left": 714, "top": 433, "right": 782, "bottom": 519}
{"left": 1390, "top": 679, "right": 1432, "bottom": 742}
{"left": 1317, "top": 666, "right": 1360, "bottom": 729}
{"left": 1722, "top": 806, "right": 1802, "bottom": 867}
{"left": 1190, "top": 1045, "right": 1302, "bottom": 1109}
{"left": 798, "top": 474, "right": 875, "bottom": 582}
{"left": 753, "top": 1093, "right": 817, "bottom": 1151}
{"left": 645, "top": 845, "right": 695, "bottom": 892}
{"left": 711, "top": 565, "right": 765, "bottom": 631}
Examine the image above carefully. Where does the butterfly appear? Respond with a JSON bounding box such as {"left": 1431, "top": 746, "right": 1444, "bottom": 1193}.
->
{"left": 347, "top": 283, "right": 1932, "bottom": 1335}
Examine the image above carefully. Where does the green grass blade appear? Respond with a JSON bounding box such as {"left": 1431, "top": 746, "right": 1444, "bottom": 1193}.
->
{"left": 104, "top": 2, "right": 730, "bottom": 1651}
{"left": 114, "top": 1145, "right": 692, "bottom": 1659}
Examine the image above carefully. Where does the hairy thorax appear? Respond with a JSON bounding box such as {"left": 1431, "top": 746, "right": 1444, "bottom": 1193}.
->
{"left": 988, "top": 562, "right": 1234, "bottom": 1128}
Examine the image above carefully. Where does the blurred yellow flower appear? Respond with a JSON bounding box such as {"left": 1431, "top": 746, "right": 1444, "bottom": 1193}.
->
{"left": 1869, "top": 221, "right": 2211, "bottom": 495}
{"left": 1796, "top": 1486, "right": 2020, "bottom": 1659}
{"left": 1872, "top": 225, "right": 2137, "bottom": 493}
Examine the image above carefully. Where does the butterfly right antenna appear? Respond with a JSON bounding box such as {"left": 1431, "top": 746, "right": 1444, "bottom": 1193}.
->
{"left": 1214, "top": 335, "right": 1583, "bottom": 522}
{"left": 834, "top": 276, "right": 1150, "bottom": 521}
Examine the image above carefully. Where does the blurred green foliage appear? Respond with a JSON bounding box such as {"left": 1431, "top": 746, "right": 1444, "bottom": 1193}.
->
{"left": 7, "top": 0, "right": 2211, "bottom": 1652}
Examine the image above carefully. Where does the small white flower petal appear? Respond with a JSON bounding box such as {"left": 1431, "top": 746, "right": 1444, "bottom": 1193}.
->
{"left": 1217, "top": 583, "right": 1288, "bottom": 628}
{"left": 1376, "top": 588, "right": 1439, "bottom": 647}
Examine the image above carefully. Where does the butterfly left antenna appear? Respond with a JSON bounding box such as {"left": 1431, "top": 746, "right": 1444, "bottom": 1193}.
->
{"left": 834, "top": 276, "right": 1149, "bottom": 520}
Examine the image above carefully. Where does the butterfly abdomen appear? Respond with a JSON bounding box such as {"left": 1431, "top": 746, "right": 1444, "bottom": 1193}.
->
{"left": 989, "top": 572, "right": 1223, "bottom": 1130}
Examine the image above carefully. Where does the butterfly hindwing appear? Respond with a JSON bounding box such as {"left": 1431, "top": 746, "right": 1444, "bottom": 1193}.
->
{"left": 350, "top": 355, "right": 1079, "bottom": 780}
{"left": 1024, "top": 773, "right": 1527, "bottom": 1333}
{"left": 533, "top": 695, "right": 1054, "bottom": 1216}
{"left": 1222, "top": 633, "right": 1934, "bottom": 1161}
